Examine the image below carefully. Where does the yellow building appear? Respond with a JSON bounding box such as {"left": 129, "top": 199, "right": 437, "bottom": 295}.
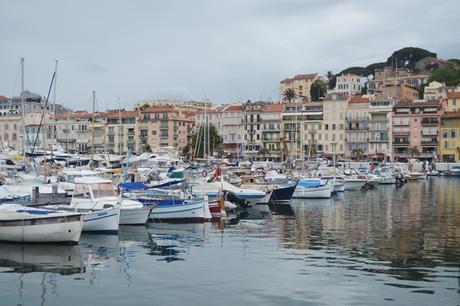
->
{"left": 280, "top": 74, "right": 321, "bottom": 102}
{"left": 440, "top": 92, "right": 460, "bottom": 161}
{"left": 319, "top": 94, "right": 348, "bottom": 157}
{"left": 104, "top": 110, "right": 140, "bottom": 154}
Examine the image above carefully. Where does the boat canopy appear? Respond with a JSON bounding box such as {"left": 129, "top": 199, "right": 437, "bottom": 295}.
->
{"left": 298, "top": 180, "right": 322, "bottom": 188}
{"left": 118, "top": 182, "right": 149, "bottom": 190}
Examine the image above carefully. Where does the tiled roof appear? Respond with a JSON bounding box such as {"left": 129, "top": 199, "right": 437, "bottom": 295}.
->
{"left": 281, "top": 73, "right": 317, "bottom": 84}
{"left": 54, "top": 111, "right": 100, "bottom": 120}
{"left": 0, "top": 95, "right": 8, "bottom": 100}
{"left": 262, "top": 104, "right": 285, "bottom": 112}
{"left": 349, "top": 95, "right": 369, "bottom": 103}
{"left": 104, "top": 110, "right": 139, "bottom": 119}
{"left": 441, "top": 111, "right": 460, "bottom": 119}
{"left": 141, "top": 107, "right": 179, "bottom": 114}
{"left": 224, "top": 104, "right": 242, "bottom": 112}
{"left": 447, "top": 92, "right": 460, "bottom": 99}
{"left": 394, "top": 100, "right": 440, "bottom": 108}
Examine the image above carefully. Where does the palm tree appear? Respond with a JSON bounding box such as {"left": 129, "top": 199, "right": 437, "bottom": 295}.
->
{"left": 282, "top": 88, "right": 297, "bottom": 103}
{"left": 351, "top": 148, "right": 364, "bottom": 161}
{"left": 408, "top": 146, "right": 420, "bottom": 159}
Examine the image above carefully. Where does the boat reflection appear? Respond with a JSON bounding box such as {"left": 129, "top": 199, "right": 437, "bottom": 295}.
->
{"left": 143, "top": 222, "right": 211, "bottom": 262}
{"left": 0, "top": 243, "right": 84, "bottom": 275}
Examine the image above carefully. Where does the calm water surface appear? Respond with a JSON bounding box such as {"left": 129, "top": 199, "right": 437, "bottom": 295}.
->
{"left": 0, "top": 178, "right": 459, "bottom": 306}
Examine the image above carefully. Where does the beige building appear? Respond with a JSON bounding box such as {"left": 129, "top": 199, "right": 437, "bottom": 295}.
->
{"left": 139, "top": 107, "right": 194, "bottom": 151}
{"left": 105, "top": 110, "right": 139, "bottom": 154}
{"left": 260, "top": 103, "right": 284, "bottom": 160}
{"left": 280, "top": 73, "right": 321, "bottom": 102}
{"left": 319, "top": 94, "right": 348, "bottom": 156}
{"left": 221, "top": 104, "right": 244, "bottom": 156}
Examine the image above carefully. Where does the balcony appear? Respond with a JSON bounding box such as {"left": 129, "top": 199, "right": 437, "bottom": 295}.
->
{"left": 421, "top": 119, "right": 439, "bottom": 126}
{"left": 421, "top": 140, "right": 438, "bottom": 146}
{"left": 393, "top": 130, "right": 410, "bottom": 135}
{"left": 346, "top": 126, "right": 369, "bottom": 131}
{"left": 393, "top": 140, "right": 410, "bottom": 146}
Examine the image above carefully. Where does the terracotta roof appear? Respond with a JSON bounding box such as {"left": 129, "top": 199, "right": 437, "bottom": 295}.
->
{"left": 441, "top": 111, "right": 460, "bottom": 119}
{"left": 224, "top": 104, "right": 242, "bottom": 112}
{"left": 104, "top": 110, "right": 139, "bottom": 119}
{"left": 394, "top": 100, "right": 440, "bottom": 108}
{"left": 349, "top": 95, "right": 369, "bottom": 103}
{"left": 447, "top": 92, "right": 460, "bottom": 99}
{"left": 281, "top": 73, "right": 317, "bottom": 84}
{"left": 141, "top": 107, "right": 179, "bottom": 114}
{"left": 54, "top": 111, "right": 99, "bottom": 120}
{"left": 262, "top": 104, "right": 285, "bottom": 113}
{"left": 0, "top": 95, "right": 8, "bottom": 100}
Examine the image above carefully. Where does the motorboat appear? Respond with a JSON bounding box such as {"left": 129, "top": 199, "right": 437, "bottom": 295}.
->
{"left": 192, "top": 181, "right": 270, "bottom": 205}
{"left": 292, "top": 178, "right": 333, "bottom": 199}
{"left": 239, "top": 175, "right": 297, "bottom": 204}
{"left": 449, "top": 165, "right": 460, "bottom": 176}
{"left": 0, "top": 204, "right": 83, "bottom": 244}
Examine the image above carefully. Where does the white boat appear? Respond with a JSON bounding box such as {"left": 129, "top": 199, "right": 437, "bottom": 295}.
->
{"left": 192, "top": 181, "right": 270, "bottom": 205}
{"left": 292, "top": 178, "right": 332, "bottom": 199}
{"left": 148, "top": 199, "right": 212, "bottom": 222}
{"left": 449, "top": 165, "right": 460, "bottom": 176}
{"left": 71, "top": 177, "right": 150, "bottom": 226}
{"left": 0, "top": 204, "right": 83, "bottom": 244}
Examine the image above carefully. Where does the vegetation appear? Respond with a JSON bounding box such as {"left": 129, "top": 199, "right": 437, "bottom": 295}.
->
{"left": 408, "top": 147, "right": 420, "bottom": 158}
{"left": 365, "top": 62, "right": 386, "bottom": 75}
{"left": 386, "top": 47, "right": 437, "bottom": 70}
{"left": 310, "top": 79, "right": 328, "bottom": 101}
{"left": 351, "top": 148, "right": 365, "bottom": 161}
{"left": 360, "top": 83, "right": 368, "bottom": 95}
{"left": 418, "top": 83, "right": 425, "bottom": 99}
{"left": 326, "top": 71, "right": 336, "bottom": 89}
{"left": 190, "top": 124, "right": 223, "bottom": 158}
{"left": 142, "top": 143, "right": 152, "bottom": 152}
{"left": 282, "top": 88, "right": 297, "bottom": 103}
{"left": 339, "top": 66, "right": 372, "bottom": 77}
{"left": 428, "top": 65, "right": 460, "bottom": 86}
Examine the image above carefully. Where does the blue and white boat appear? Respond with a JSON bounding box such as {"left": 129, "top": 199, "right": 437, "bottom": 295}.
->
{"left": 192, "top": 181, "right": 270, "bottom": 205}
{"left": 292, "top": 178, "right": 332, "bottom": 199}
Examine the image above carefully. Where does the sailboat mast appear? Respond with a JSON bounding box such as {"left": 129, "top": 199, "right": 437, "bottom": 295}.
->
{"left": 118, "top": 97, "right": 122, "bottom": 155}
{"left": 20, "top": 58, "right": 26, "bottom": 157}
{"left": 90, "top": 90, "right": 96, "bottom": 168}
{"left": 204, "top": 99, "right": 207, "bottom": 160}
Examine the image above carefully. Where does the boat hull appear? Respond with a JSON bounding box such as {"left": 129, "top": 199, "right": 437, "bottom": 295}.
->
{"left": 269, "top": 182, "right": 297, "bottom": 203}
{"left": 149, "top": 200, "right": 210, "bottom": 222}
{"left": 293, "top": 183, "right": 332, "bottom": 199}
{"left": 119, "top": 207, "right": 151, "bottom": 225}
{"left": 0, "top": 214, "right": 83, "bottom": 244}
{"left": 344, "top": 179, "right": 367, "bottom": 190}
{"left": 82, "top": 207, "right": 120, "bottom": 234}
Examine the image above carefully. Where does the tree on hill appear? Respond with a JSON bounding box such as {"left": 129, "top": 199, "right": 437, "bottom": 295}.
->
{"left": 447, "top": 59, "right": 460, "bottom": 69}
{"left": 339, "top": 66, "right": 372, "bottom": 77}
{"left": 386, "top": 47, "right": 437, "bottom": 70}
{"left": 366, "top": 62, "right": 386, "bottom": 76}
{"left": 326, "top": 71, "right": 336, "bottom": 89}
{"left": 310, "top": 79, "right": 328, "bottom": 101}
{"left": 429, "top": 66, "right": 460, "bottom": 86}
{"left": 282, "top": 88, "right": 297, "bottom": 103}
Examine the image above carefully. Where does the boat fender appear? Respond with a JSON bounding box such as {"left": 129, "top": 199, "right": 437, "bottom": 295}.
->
{"left": 57, "top": 175, "right": 65, "bottom": 183}
{"left": 202, "top": 170, "right": 207, "bottom": 177}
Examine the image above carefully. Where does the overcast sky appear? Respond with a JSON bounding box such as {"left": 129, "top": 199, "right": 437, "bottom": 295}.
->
{"left": 1, "top": 0, "right": 459, "bottom": 110}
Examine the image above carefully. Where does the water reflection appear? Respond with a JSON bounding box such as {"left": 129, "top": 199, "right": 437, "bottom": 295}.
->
{"left": 0, "top": 243, "right": 84, "bottom": 275}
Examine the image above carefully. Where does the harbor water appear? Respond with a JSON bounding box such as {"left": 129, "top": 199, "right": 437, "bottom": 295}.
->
{"left": 0, "top": 177, "right": 458, "bottom": 305}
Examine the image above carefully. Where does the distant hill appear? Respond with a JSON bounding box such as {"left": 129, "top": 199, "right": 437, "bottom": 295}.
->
{"left": 386, "top": 47, "right": 437, "bottom": 70}
{"left": 338, "top": 66, "right": 372, "bottom": 77}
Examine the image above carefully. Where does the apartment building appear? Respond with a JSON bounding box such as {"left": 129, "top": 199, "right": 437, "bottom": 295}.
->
{"left": 320, "top": 94, "right": 348, "bottom": 157}
{"left": 368, "top": 97, "right": 394, "bottom": 161}
{"left": 280, "top": 74, "right": 321, "bottom": 102}
{"left": 440, "top": 92, "right": 460, "bottom": 161}
{"left": 139, "top": 107, "right": 194, "bottom": 151}
{"left": 260, "top": 103, "right": 284, "bottom": 159}
{"left": 105, "top": 110, "right": 139, "bottom": 153}
{"left": 330, "top": 74, "right": 365, "bottom": 95}
{"left": 392, "top": 100, "right": 442, "bottom": 161}
{"left": 346, "top": 96, "right": 370, "bottom": 157}
{"left": 221, "top": 104, "right": 244, "bottom": 156}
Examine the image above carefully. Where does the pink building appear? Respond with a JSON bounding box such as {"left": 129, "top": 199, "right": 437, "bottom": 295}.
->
{"left": 392, "top": 100, "right": 442, "bottom": 161}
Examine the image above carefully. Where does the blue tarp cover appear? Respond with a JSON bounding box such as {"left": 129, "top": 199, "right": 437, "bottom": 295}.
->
{"left": 297, "top": 180, "right": 322, "bottom": 188}
{"left": 118, "top": 182, "right": 149, "bottom": 190}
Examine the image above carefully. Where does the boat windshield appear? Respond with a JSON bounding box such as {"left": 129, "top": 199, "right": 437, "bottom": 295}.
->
{"left": 74, "top": 182, "right": 116, "bottom": 199}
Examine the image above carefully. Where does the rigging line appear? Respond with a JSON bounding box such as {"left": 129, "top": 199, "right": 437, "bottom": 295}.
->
{"left": 30, "top": 71, "right": 56, "bottom": 156}
{"left": 11, "top": 61, "right": 21, "bottom": 98}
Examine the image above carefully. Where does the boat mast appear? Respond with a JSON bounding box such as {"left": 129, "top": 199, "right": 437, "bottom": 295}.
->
{"left": 204, "top": 99, "right": 207, "bottom": 160}
{"left": 90, "top": 90, "right": 96, "bottom": 169}
{"left": 118, "top": 97, "right": 122, "bottom": 156}
{"left": 20, "top": 58, "right": 25, "bottom": 158}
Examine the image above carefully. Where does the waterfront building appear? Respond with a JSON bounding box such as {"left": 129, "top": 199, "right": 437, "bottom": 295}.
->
{"left": 139, "top": 107, "right": 194, "bottom": 151}
{"left": 260, "top": 103, "right": 284, "bottom": 160}
{"left": 52, "top": 111, "right": 105, "bottom": 153}
{"left": 221, "top": 104, "right": 244, "bottom": 157}
{"left": 392, "top": 100, "right": 442, "bottom": 161}
{"left": 241, "top": 101, "right": 266, "bottom": 159}
{"left": 195, "top": 106, "right": 223, "bottom": 136}
{"left": 104, "top": 110, "right": 139, "bottom": 153}
{"left": 346, "top": 96, "right": 370, "bottom": 158}
{"left": 280, "top": 73, "right": 321, "bottom": 102}
{"left": 330, "top": 74, "right": 366, "bottom": 95}
{"left": 440, "top": 92, "right": 460, "bottom": 161}
{"left": 136, "top": 99, "right": 213, "bottom": 113}
{"left": 320, "top": 94, "right": 348, "bottom": 157}
{"left": 368, "top": 96, "right": 395, "bottom": 161}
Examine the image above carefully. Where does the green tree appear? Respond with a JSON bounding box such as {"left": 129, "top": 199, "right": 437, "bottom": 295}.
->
{"left": 386, "top": 47, "right": 437, "bottom": 70}
{"left": 361, "top": 83, "right": 368, "bottom": 95}
{"left": 351, "top": 148, "right": 364, "bottom": 161}
{"left": 326, "top": 71, "right": 336, "bottom": 89}
{"left": 339, "top": 66, "right": 372, "bottom": 77}
{"left": 408, "top": 146, "right": 420, "bottom": 158}
{"left": 310, "top": 79, "right": 328, "bottom": 101}
{"left": 429, "top": 66, "right": 460, "bottom": 86}
{"left": 282, "top": 88, "right": 297, "bottom": 103}
{"left": 418, "top": 83, "right": 426, "bottom": 99}
{"left": 143, "top": 143, "right": 151, "bottom": 152}
{"left": 190, "top": 124, "right": 223, "bottom": 158}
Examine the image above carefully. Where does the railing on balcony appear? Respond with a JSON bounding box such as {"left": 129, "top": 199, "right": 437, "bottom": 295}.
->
{"left": 393, "top": 140, "right": 410, "bottom": 145}
{"left": 421, "top": 119, "right": 439, "bottom": 125}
